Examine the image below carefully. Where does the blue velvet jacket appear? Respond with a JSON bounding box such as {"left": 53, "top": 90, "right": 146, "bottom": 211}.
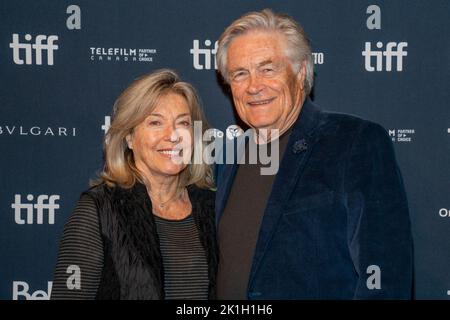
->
{"left": 215, "top": 99, "right": 413, "bottom": 299}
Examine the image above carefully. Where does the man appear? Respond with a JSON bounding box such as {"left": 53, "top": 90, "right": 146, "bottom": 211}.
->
{"left": 214, "top": 9, "right": 413, "bottom": 299}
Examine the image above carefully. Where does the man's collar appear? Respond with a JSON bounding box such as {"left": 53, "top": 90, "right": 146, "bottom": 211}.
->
{"left": 291, "top": 98, "right": 322, "bottom": 139}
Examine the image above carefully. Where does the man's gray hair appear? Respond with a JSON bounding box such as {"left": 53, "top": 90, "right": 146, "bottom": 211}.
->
{"left": 217, "top": 8, "right": 314, "bottom": 95}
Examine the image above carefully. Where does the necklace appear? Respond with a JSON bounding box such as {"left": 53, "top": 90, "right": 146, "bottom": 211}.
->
{"left": 157, "top": 193, "right": 177, "bottom": 209}
{"left": 150, "top": 188, "right": 191, "bottom": 220}
{"left": 151, "top": 188, "right": 185, "bottom": 210}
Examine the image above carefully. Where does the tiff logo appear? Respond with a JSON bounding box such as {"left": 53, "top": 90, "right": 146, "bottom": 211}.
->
{"left": 190, "top": 39, "right": 217, "bottom": 70}
{"left": 362, "top": 42, "right": 407, "bottom": 71}
{"left": 9, "top": 34, "right": 58, "bottom": 65}
{"left": 102, "top": 116, "right": 111, "bottom": 134}
{"left": 12, "top": 194, "right": 60, "bottom": 224}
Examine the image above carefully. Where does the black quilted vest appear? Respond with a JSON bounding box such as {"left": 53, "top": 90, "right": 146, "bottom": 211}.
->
{"left": 83, "top": 183, "right": 218, "bottom": 299}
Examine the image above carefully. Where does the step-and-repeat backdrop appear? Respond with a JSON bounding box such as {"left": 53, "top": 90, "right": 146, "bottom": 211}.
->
{"left": 1, "top": 0, "right": 449, "bottom": 299}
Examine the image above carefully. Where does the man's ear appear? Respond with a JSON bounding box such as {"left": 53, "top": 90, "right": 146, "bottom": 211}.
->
{"left": 297, "top": 61, "right": 307, "bottom": 90}
{"left": 126, "top": 133, "right": 133, "bottom": 149}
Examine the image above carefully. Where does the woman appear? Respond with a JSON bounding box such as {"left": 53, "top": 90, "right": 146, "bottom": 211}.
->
{"left": 51, "top": 69, "right": 217, "bottom": 299}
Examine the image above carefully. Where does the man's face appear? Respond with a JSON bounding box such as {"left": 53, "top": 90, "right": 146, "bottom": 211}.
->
{"left": 226, "top": 30, "right": 306, "bottom": 133}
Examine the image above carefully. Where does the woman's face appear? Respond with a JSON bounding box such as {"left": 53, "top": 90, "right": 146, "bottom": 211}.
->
{"left": 127, "top": 93, "right": 193, "bottom": 179}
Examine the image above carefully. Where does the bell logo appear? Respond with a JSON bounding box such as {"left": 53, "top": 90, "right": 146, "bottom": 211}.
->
{"left": 12, "top": 194, "right": 60, "bottom": 225}
{"left": 9, "top": 33, "right": 59, "bottom": 66}
{"left": 190, "top": 39, "right": 218, "bottom": 70}
{"left": 12, "top": 281, "right": 52, "bottom": 300}
{"left": 362, "top": 41, "right": 407, "bottom": 72}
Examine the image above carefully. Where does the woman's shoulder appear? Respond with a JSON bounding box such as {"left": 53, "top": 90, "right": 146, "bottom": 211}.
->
{"left": 82, "top": 183, "right": 110, "bottom": 197}
{"left": 81, "top": 183, "right": 125, "bottom": 203}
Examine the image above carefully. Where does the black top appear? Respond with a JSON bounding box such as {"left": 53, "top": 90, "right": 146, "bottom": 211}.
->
{"left": 217, "top": 130, "right": 292, "bottom": 299}
{"left": 154, "top": 214, "right": 209, "bottom": 299}
{"left": 51, "top": 184, "right": 217, "bottom": 300}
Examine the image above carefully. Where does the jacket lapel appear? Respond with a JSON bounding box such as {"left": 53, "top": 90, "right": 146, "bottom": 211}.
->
{"left": 248, "top": 99, "right": 323, "bottom": 288}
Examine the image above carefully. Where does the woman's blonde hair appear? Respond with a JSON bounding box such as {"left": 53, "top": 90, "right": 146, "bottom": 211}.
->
{"left": 94, "top": 69, "right": 214, "bottom": 191}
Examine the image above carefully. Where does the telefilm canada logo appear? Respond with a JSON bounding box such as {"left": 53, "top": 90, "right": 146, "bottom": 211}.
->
{"left": 90, "top": 46, "right": 157, "bottom": 63}
{"left": 389, "top": 129, "right": 415, "bottom": 143}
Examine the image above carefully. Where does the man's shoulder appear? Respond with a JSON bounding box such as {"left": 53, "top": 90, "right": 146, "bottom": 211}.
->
{"left": 320, "top": 109, "right": 368, "bottom": 128}
{"left": 316, "top": 109, "right": 388, "bottom": 139}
